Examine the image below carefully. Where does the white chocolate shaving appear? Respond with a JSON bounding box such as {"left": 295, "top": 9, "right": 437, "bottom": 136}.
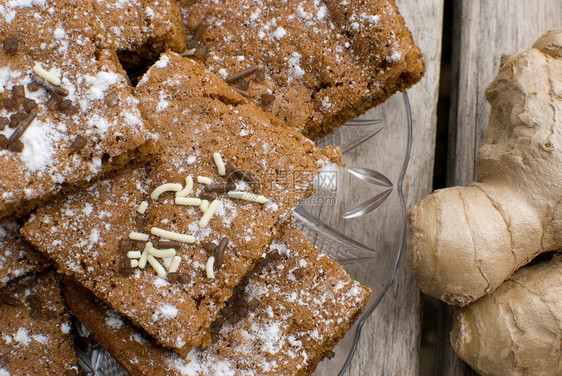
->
{"left": 151, "top": 183, "right": 183, "bottom": 200}
{"left": 206, "top": 256, "right": 215, "bottom": 279}
{"left": 129, "top": 232, "right": 149, "bottom": 242}
{"left": 150, "top": 227, "right": 195, "bottom": 243}
{"left": 227, "top": 191, "right": 268, "bottom": 204}
{"left": 127, "top": 251, "right": 142, "bottom": 259}
{"left": 137, "top": 201, "right": 149, "bottom": 214}
{"left": 149, "top": 247, "right": 176, "bottom": 258}
{"left": 130, "top": 259, "right": 139, "bottom": 268}
{"left": 33, "top": 62, "right": 61, "bottom": 86}
{"left": 176, "top": 176, "right": 194, "bottom": 197}
{"left": 200, "top": 200, "right": 210, "bottom": 213}
{"left": 168, "top": 256, "right": 181, "bottom": 273}
{"left": 175, "top": 197, "right": 202, "bottom": 206}
{"left": 139, "top": 242, "right": 152, "bottom": 269}
{"left": 181, "top": 48, "right": 196, "bottom": 56}
{"left": 147, "top": 255, "right": 167, "bottom": 278}
{"left": 199, "top": 200, "right": 221, "bottom": 228}
{"left": 213, "top": 152, "right": 226, "bottom": 176}
{"left": 197, "top": 176, "right": 212, "bottom": 185}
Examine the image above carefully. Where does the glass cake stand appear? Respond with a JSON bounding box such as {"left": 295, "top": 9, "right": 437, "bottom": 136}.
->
{"left": 76, "top": 91, "right": 412, "bottom": 376}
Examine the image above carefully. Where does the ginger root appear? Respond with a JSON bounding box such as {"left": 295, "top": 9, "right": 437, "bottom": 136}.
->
{"left": 451, "top": 254, "right": 562, "bottom": 376}
{"left": 407, "top": 30, "right": 562, "bottom": 306}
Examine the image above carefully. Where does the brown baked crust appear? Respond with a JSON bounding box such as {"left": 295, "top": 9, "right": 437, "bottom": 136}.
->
{"left": 63, "top": 224, "right": 371, "bottom": 375}
{"left": 22, "top": 52, "right": 327, "bottom": 354}
{"left": 0, "top": 0, "right": 158, "bottom": 221}
{"left": 179, "top": 0, "right": 424, "bottom": 139}
{"left": 0, "top": 271, "right": 78, "bottom": 375}
{"left": 0, "top": 221, "right": 49, "bottom": 287}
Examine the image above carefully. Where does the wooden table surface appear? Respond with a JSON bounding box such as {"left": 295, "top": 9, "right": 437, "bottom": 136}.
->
{"left": 336, "top": 1, "right": 562, "bottom": 375}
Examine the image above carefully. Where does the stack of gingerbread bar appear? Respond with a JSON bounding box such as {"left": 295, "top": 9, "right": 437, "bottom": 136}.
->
{"left": 0, "top": 1, "right": 423, "bottom": 375}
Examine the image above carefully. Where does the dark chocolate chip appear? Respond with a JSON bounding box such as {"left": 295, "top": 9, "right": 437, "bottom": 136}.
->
{"left": 202, "top": 242, "right": 217, "bottom": 253}
{"left": 0, "top": 135, "right": 8, "bottom": 149}
{"left": 238, "top": 79, "right": 249, "bottom": 90}
{"left": 27, "top": 81, "right": 40, "bottom": 92}
{"left": 118, "top": 257, "right": 133, "bottom": 276}
{"left": 3, "top": 37, "right": 19, "bottom": 55}
{"left": 105, "top": 91, "right": 119, "bottom": 107}
{"left": 0, "top": 117, "right": 8, "bottom": 130}
{"left": 247, "top": 298, "right": 261, "bottom": 311}
{"left": 57, "top": 99, "right": 73, "bottom": 111}
{"left": 3, "top": 98, "right": 17, "bottom": 111}
{"left": 25, "top": 294, "right": 42, "bottom": 310}
{"left": 22, "top": 98, "right": 37, "bottom": 113}
{"left": 46, "top": 95, "right": 61, "bottom": 110}
{"left": 325, "top": 350, "right": 336, "bottom": 359}
{"left": 292, "top": 268, "right": 305, "bottom": 280}
{"left": 70, "top": 134, "right": 87, "bottom": 151}
{"left": 254, "top": 67, "right": 266, "bottom": 81}
{"left": 259, "top": 93, "right": 275, "bottom": 107}
{"left": 168, "top": 272, "right": 191, "bottom": 284}
{"left": 12, "top": 85, "right": 25, "bottom": 104}
{"left": 194, "top": 44, "right": 209, "bottom": 59}
{"left": 9, "top": 112, "right": 26, "bottom": 128}
{"left": 7, "top": 139, "right": 23, "bottom": 152}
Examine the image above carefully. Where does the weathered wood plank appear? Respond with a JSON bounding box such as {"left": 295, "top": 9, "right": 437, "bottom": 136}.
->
{"left": 443, "top": 1, "right": 562, "bottom": 375}
{"left": 342, "top": 0, "right": 444, "bottom": 374}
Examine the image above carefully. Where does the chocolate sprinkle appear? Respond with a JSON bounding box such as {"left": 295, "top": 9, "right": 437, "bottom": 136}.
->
{"left": 153, "top": 240, "right": 184, "bottom": 249}
{"left": 214, "top": 237, "right": 229, "bottom": 269}
{"left": 238, "top": 79, "right": 250, "bottom": 90}
{"left": 3, "top": 37, "right": 19, "bottom": 55}
{"left": 254, "top": 67, "right": 266, "bottom": 82}
{"left": 46, "top": 95, "right": 61, "bottom": 110}
{"left": 189, "top": 21, "right": 207, "bottom": 46}
{"left": 204, "top": 181, "right": 236, "bottom": 193}
{"left": 199, "top": 191, "right": 216, "bottom": 201}
{"left": 33, "top": 75, "right": 69, "bottom": 97}
{"left": 225, "top": 66, "right": 260, "bottom": 84}
{"left": 8, "top": 108, "right": 37, "bottom": 145}
{"left": 224, "top": 162, "right": 234, "bottom": 177}
{"left": 167, "top": 272, "right": 191, "bottom": 284}
{"left": 118, "top": 239, "right": 135, "bottom": 252}
{"left": 105, "top": 91, "right": 120, "bottom": 107}
{"left": 232, "top": 87, "right": 250, "bottom": 98}
{"left": 247, "top": 298, "right": 261, "bottom": 311}
{"left": 70, "top": 134, "right": 88, "bottom": 151}
{"left": 118, "top": 257, "right": 133, "bottom": 276}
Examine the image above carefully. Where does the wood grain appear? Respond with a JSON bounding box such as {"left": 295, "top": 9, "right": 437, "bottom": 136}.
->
{"left": 316, "top": 0, "right": 444, "bottom": 374}
{"left": 443, "top": 1, "right": 562, "bottom": 375}
{"left": 447, "top": 0, "right": 562, "bottom": 187}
